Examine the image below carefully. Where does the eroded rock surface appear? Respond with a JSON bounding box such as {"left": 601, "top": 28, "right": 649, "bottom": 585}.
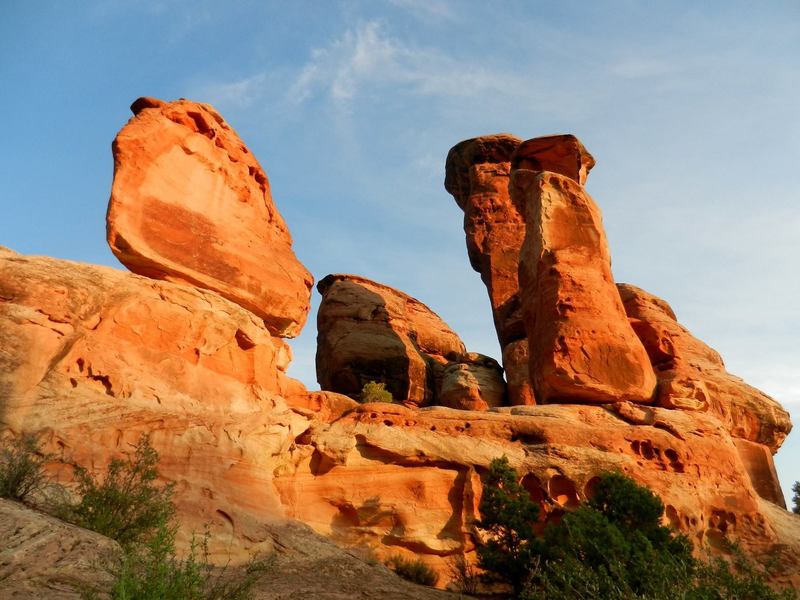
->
{"left": 107, "top": 97, "right": 312, "bottom": 337}
{"left": 0, "top": 247, "right": 307, "bottom": 560}
{"left": 514, "top": 170, "right": 656, "bottom": 404}
{"left": 444, "top": 134, "right": 534, "bottom": 405}
{"left": 0, "top": 499, "right": 120, "bottom": 599}
{"left": 617, "top": 283, "right": 791, "bottom": 506}
{"left": 315, "top": 274, "right": 504, "bottom": 409}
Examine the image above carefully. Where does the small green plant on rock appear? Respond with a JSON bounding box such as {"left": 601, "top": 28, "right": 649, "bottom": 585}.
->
{"left": 360, "top": 380, "right": 393, "bottom": 403}
{"left": 386, "top": 555, "right": 439, "bottom": 587}
{"left": 0, "top": 433, "right": 50, "bottom": 503}
{"left": 57, "top": 434, "right": 175, "bottom": 547}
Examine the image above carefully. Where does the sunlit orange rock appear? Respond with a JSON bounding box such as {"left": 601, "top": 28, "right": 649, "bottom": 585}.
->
{"left": 617, "top": 283, "right": 791, "bottom": 506}
{"left": 107, "top": 97, "right": 312, "bottom": 338}
{"left": 514, "top": 169, "right": 656, "bottom": 404}
{"left": 0, "top": 247, "right": 308, "bottom": 561}
{"left": 511, "top": 134, "right": 595, "bottom": 186}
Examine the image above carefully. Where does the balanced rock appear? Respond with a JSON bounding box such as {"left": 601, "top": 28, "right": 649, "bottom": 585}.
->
{"left": 514, "top": 169, "right": 657, "bottom": 404}
{"left": 444, "top": 134, "right": 534, "bottom": 405}
{"left": 315, "top": 274, "right": 505, "bottom": 409}
{"left": 107, "top": 97, "right": 312, "bottom": 338}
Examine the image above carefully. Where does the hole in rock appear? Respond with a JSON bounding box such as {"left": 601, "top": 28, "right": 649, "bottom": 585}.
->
{"left": 548, "top": 475, "right": 579, "bottom": 508}
{"left": 216, "top": 509, "right": 235, "bottom": 530}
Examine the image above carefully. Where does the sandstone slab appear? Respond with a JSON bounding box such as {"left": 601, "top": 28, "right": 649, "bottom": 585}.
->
{"left": 514, "top": 171, "right": 656, "bottom": 404}
{"left": 107, "top": 97, "right": 312, "bottom": 338}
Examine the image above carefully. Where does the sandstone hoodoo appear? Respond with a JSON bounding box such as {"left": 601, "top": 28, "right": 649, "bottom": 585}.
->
{"left": 107, "top": 96, "right": 313, "bottom": 338}
{"left": 315, "top": 273, "right": 505, "bottom": 410}
{"left": 444, "top": 134, "right": 533, "bottom": 406}
{"left": 1, "top": 96, "right": 798, "bottom": 595}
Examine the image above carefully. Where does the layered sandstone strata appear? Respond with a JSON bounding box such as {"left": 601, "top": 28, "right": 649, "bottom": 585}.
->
{"left": 107, "top": 97, "right": 312, "bottom": 337}
{"left": 0, "top": 247, "right": 308, "bottom": 560}
{"left": 514, "top": 169, "right": 657, "bottom": 404}
{"left": 617, "top": 283, "right": 791, "bottom": 505}
{"left": 315, "top": 274, "right": 505, "bottom": 410}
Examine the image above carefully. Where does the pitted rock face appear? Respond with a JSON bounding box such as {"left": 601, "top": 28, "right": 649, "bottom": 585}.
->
{"left": 514, "top": 170, "right": 657, "bottom": 404}
{"left": 315, "top": 274, "right": 505, "bottom": 409}
{"left": 107, "top": 97, "right": 313, "bottom": 338}
{"left": 0, "top": 247, "right": 307, "bottom": 561}
{"left": 617, "top": 282, "right": 791, "bottom": 504}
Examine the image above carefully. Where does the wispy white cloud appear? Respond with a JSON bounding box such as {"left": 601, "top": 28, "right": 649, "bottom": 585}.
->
{"left": 388, "top": 0, "right": 456, "bottom": 23}
{"left": 194, "top": 73, "right": 269, "bottom": 109}
{"left": 285, "top": 20, "right": 560, "bottom": 112}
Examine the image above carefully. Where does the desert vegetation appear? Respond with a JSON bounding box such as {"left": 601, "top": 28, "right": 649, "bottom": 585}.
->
{"left": 360, "top": 380, "right": 394, "bottom": 403}
{"left": 474, "top": 456, "right": 797, "bottom": 600}
{"left": 0, "top": 433, "right": 270, "bottom": 600}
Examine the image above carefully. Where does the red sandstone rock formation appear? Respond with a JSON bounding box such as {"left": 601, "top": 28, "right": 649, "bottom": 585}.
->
{"left": 107, "top": 97, "right": 312, "bottom": 338}
{"left": 444, "top": 135, "right": 534, "bottom": 406}
{"left": 1, "top": 97, "right": 797, "bottom": 592}
{"left": 512, "top": 134, "right": 595, "bottom": 186}
{"left": 618, "top": 283, "right": 791, "bottom": 506}
{"left": 315, "top": 274, "right": 505, "bottom": 410}
{"left": 0, "top": 247, "right": 307, "bottom": 560}
{"left": 514, "top": 169, "right": 657, "bottom": 404}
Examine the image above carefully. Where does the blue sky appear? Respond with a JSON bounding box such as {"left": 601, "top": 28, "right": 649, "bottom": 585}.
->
{"left": 2, "top": 1, "right": 799, "bottom": 503}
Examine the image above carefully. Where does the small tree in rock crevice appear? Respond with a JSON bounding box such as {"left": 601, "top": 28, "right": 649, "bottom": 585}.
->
{"left": 475, "top": 456, "right": 540, "bottom": 596}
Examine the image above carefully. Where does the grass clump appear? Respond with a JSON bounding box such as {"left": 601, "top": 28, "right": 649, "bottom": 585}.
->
{"left": 0, "top": 433, "right": 50, "bottom": 503}
{"left": 360, "top": 380, "right": 393, "bottom": 403}
{"left": 90, "top": 522, "right": 272, "bottom": 600}
{"left": 386, "top": 555, "right": 439, "bottom": 587}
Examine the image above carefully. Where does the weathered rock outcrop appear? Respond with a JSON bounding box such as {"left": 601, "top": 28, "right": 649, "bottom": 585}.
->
{"left": 0, "top": 499, "right": 120, "bottom": 599}
{"left": 315, "top": 274, "right": 505, "bottom": 409}
{"left": 514, "top": 170, "right": 657, "bottom": 404}
{"left": 444, "top": 134, "right": 534, "bottom": 405}
{"left": 2, "top": 96, "right": 797, "bottom": 593}
{"left": 275, "top": 401, "right": 798, "bottom": 586}
{"left": 0, "top": 499, "right": 459, "bottom": 600}
{"left": 0, "top": 247, "right": 308, "bottom": 559}
{"left": 617, "top": 283, "right": 791, "bottom": 506}
{"left": 107, "top": 97, "right": 312, "bottom": 338}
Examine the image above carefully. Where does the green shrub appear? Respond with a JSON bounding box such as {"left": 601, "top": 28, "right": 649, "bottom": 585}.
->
{"left": 360, "top": 381, "right": 393, "bottom": 403}
{"left": 58, "top": 434, "right": 175, "bottom": 547}
{"left": 475, "top": 456, "right": 540, "bottom": 595}
{"left": 387, "top": 555, "right": 439, "bottom": 587}
{"left": 0, "top": 433, "right": 50, "bottom": 503}
{"left": 445, "top": 553, "right": 479, "bottom": 595}
{"left": 83, "top": 520, "right": 272, "bottom": 600}
{"left": 476, "top": 464, "right": 796, "bottom": 600}
{"left": 792, "top": 481, "right": 800, "bottom": 515}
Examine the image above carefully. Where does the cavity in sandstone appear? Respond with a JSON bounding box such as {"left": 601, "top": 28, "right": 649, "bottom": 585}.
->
{"left": 107, "top": 97, "right": 313, "bottom": 338}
